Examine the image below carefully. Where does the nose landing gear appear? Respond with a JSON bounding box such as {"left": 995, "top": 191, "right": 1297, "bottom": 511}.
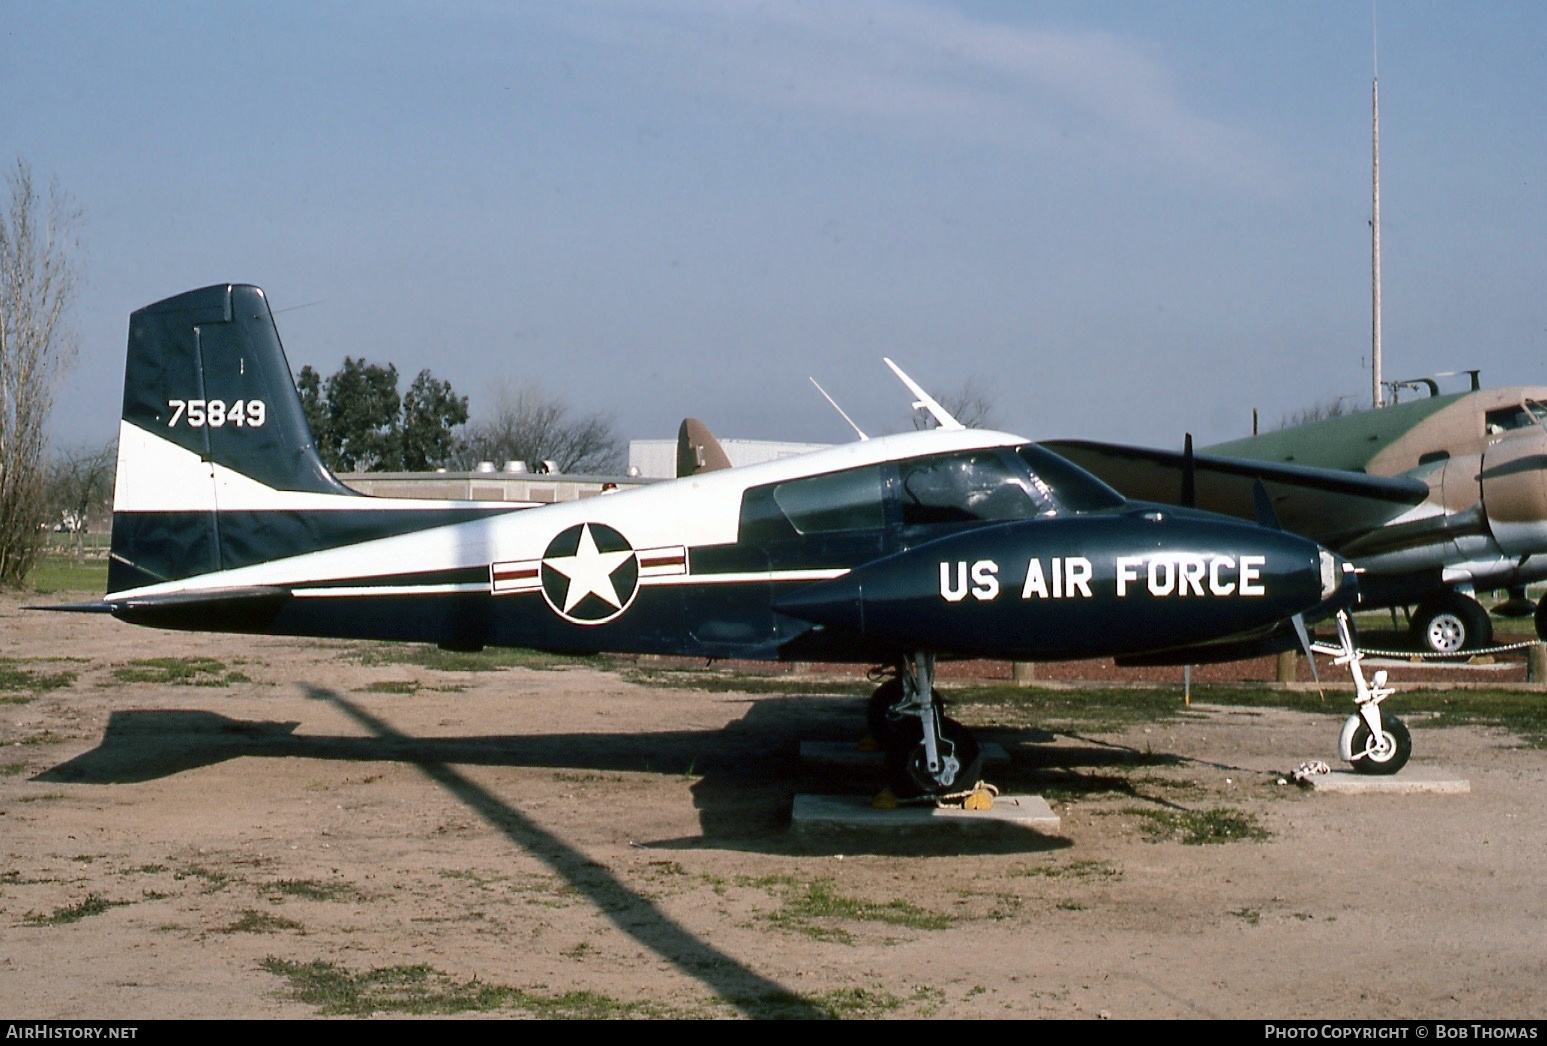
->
{"left": 1328, "top": 611, "right": 1411, "bottom": 775}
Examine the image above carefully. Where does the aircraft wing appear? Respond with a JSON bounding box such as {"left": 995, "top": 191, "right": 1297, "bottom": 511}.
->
{"left": 1041, "top": 439, "right": 1433, "bottom": 548}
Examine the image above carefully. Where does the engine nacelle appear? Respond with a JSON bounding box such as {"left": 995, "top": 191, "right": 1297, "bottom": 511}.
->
{"left": 1481, "top": 427, "right": 1547, "bottom": 557}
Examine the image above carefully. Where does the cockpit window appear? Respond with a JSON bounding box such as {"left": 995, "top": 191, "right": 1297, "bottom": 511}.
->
{"left": 771, "top": 465, "right": 886, "bottom": 535}
{"left": 898, "top": 451, "right": 1038, "bottom": 526}
{"left": 1015, "top": 444, "right": 1126, "bottom": 513}
{"left": 1487, "top": 404, "right": 1540, "bottom": 434}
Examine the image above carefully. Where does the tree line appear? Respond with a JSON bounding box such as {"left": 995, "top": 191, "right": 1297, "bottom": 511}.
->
{"left": 297, "top": 359, "right": 622, "bottom": 475}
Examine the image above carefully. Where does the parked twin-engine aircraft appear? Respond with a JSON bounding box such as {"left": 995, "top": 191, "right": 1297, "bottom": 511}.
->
{"left": 67, "top": 284, "right": 1411, "bottom": 794}
{"left": 1046, "top": 378, "right": 1547, "bottom": 656}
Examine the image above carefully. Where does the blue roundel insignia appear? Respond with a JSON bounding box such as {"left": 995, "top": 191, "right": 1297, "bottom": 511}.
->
{"left": 539, "top": 523, "right": 639, "bottom": 625}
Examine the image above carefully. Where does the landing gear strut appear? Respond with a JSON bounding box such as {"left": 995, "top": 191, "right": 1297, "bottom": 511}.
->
{"left": 872, "top": 652, "right": 983, "bottom": 799}
{"left": 1329, "top": 611, "right": 1411, "bottom": 775}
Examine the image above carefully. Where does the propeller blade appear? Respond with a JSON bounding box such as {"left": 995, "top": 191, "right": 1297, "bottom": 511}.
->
{"left": 1252, "top": 477, "right": 1281, "bottom": 530}
{"left": 1291, "top": 612, "right": 1322, "bottom": 696}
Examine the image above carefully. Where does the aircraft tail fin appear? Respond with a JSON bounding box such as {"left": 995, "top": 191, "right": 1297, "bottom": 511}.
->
{"left": 109, "top": 284, "right": 356, "bottom": 593}
{"left": 676, "top": 417, "right": 733, "bottom": 477}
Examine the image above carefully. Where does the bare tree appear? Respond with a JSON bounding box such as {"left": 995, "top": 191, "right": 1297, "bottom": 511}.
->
{"left": 1279, "top": 396, "right": 1361, "bottom": 430}
{"left": 0, "top": 160, "right": 84, "bottom": 587}
{"left": 912, "top": 375, "right": 1000, "bottom": 430}
{"left": 456, "top": 380, "right": 622, "bottom": 474}
{"left": 47, "top": 440, "right": 115, "bottom": 561}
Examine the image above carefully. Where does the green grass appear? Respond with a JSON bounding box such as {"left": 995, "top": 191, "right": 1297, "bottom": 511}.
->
{"left": 173, "top": 866, "right": 232, "bottom": 892}
{"left": 265, "top": 878, "right": 363, "bottom": 902}
{"left": 26, "top": 555, "right": 108, "bottom": 595}
{"left": 1016, "top": 859, "right": 1123, "bottom": 882}
{"left": 112, "top": 657, "right": 250, "bottom": 687}
{"left": 25, "top": 893, "right": 127, "bottom": 925}
{"left": 224, "top": 910, "right": 304, "bottom": 934}
{"left": 623, "top": 665, "right": 867, "bottom": 696}
{"left": 343, "top": 644, "right": 599, "bottom": 673}
{"left": 744, "top": 875, "right": 951, "bottom": 943}
{"left": 951, "top": 681, "right": 1547, "bottom": 750}
{"left": 356, "top": 679, "right": 421, "bottom": 695}
{"left": 1127, "top": 806, "right": 1271, "bottom": 845}
{"left": 0, "top": 659, "right": 79, "bottom": 695}
{"left": 260, "top": 958, "right": 686, "bottom": 1018}
{"left": 1412, "top": 688, "right": 1547, "bottom": 748}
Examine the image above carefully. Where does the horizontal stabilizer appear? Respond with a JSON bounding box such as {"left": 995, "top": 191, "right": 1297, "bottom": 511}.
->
{"left": 107, "top": 585, "right": 291, "bottom": 631}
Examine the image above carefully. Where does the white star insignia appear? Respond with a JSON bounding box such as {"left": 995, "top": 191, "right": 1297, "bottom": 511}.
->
{"left": 544, "top": 523, "right": 635, "bottom": 613}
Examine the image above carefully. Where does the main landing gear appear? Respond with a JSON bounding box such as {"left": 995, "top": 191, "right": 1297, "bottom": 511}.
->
{"left": 868, "top": 652, "right": 985, "bottom": 801}
{"left": 1410, "top": 592, "right": 1493, "bottom": 656}
{"left": 1328, "top": 610, "right": 1411, "bottom": 775}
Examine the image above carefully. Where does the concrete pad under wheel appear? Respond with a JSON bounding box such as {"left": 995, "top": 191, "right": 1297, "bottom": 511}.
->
{"left": 1303, "top": 766, "right": 1470, "bottom": 795}
{"left": 790, "top": 793, "right": 1060, "bottom": 834}
{"left": 799, "top": 740, "right": 1009, "bottom": 770}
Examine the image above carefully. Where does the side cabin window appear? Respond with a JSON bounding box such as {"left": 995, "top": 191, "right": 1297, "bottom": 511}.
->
{"left": 774, "top": 466, "right": 887, "bottom": 534}
{"left": 739, "top": 464, "right": 887, "bottom": 545}
{"left": 897, "top": 451, "right": 1039, "bottom": 526}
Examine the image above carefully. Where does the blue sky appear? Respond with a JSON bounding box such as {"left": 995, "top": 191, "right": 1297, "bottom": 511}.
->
{"left": 7, "top": 1, "right": 1546, "bottom": 453}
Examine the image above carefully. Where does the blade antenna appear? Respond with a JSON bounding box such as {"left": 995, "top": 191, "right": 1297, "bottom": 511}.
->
{"left": 883, "top": 358, "right": 964, "bottom": 430}
{"left": 809, "top": 378, "right": 868, "bottom": 441}
{"left": 891, "top": 355, "right": 959, "bottom": 430}
{"left": 1181, "top": 433, "right": 1197, "bottom": 508}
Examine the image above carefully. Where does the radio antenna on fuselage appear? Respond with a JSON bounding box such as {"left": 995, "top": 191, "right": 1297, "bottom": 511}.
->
{"left": 809, "top": 377, "right": 868, "bottom": 441}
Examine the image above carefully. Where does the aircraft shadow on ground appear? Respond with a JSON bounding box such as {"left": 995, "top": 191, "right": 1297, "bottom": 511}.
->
{"left": 40, "top": 685, "right": 846, "bottom": 1016}
{"left": 34, "top": 684, "right": 1183, "bottom": 856}
{"left": 32, "top": 684, "right": 1175, "bottom": 1011}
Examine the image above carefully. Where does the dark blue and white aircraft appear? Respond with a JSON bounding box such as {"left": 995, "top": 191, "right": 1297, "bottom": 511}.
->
{"left": 78, "top": 284, "right": 1410, "bottom": 797}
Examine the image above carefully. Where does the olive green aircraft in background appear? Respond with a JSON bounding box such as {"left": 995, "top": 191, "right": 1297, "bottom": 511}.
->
{"left": 1046, "top": 378, "right": 1547, "bottom": 655}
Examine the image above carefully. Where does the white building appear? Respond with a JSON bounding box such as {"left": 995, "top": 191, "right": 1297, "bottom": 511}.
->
{"left": 627, "top": 438, "right": 833, "bottom": 479}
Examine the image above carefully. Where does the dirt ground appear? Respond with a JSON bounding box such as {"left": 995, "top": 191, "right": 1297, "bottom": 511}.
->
{"left": 3, "top": 592, "right": 1544, "bottom": 1020}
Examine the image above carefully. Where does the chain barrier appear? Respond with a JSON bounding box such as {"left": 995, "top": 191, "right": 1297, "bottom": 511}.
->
{"left": 1309, "top": 638, "right": 1545, "bottom": 661}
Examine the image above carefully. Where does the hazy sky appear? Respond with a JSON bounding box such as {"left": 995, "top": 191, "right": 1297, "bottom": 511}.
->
{"left": 7, "top": 1, "right": 1546, "bottom": 454}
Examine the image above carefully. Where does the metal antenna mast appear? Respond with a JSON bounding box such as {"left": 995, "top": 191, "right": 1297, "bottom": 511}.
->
{"left": 1371, "top": 10, "right": 1383, "bottom": 408}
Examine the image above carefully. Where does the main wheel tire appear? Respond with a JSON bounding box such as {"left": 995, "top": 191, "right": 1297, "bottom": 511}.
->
{"left": 888, "top": 717, "right": 983, "bottom": 798}
{"left": 1411, "top": 594, "right": 1492, "bottom": 656}
{"left": 1534, "top": 599, "right": 1547, "bottom": 641}
{"left": 1348, "top": 715, "right": 1412, "bottom": 776}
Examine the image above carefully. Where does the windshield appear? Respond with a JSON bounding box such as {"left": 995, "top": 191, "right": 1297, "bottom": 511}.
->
{"left": 1015, "top": 444, "right": 1126, "bottom": 513}
{"left": 897, "top": 450, "right": 1039, "bottom": 525}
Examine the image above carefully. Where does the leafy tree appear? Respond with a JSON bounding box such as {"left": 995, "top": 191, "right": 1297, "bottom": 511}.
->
{"left": 401, "top": 370, "right": 468, "bottom": 471}
{"left": 0, "top": 159, "right": 84, "bottom": 586}
{"left": 296, "top": 358, "right": 467, "bottom": 472}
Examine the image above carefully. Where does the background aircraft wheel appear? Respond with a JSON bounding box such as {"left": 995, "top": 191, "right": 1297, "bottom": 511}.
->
{"left": 1347, "top": 715, "right": 1411, "bottom": 775}
{"left": 866, "top": 679, "right": 943, "bottom": 751}
{"left": 1535, "top": 599, "right": 1547, "bottom": 641}
{"left": 888, "top": 717, "right": 983, "bottom": 798}
{"left": 1410, "top": 593, "right": 1491, "bottom": 656}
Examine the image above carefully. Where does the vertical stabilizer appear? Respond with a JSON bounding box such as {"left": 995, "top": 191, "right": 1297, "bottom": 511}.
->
{"left": 110, "top": 284, "right": 355, "bottom": 592}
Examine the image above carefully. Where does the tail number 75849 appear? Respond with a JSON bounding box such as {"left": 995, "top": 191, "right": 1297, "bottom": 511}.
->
{"left": 167, "top": 399, "right": 267, "bottom": 428}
